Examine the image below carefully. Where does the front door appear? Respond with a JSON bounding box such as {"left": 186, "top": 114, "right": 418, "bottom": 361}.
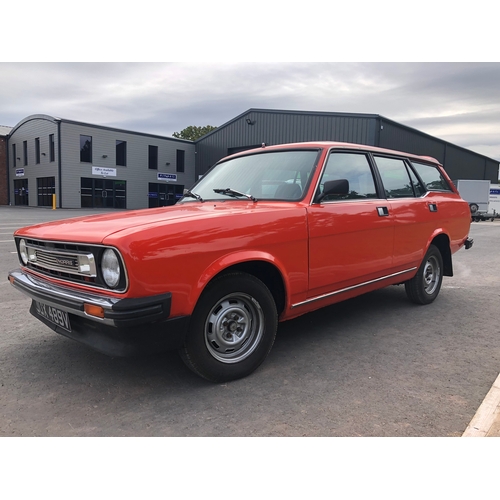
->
{"left": 14, "top": 179, "right": 29, "bottom": 206}
{"left": 307, "top": 151, "right": 394, "bottom": 297}
{"left": 80, "top": 178, "right": 127, "bottom": 209}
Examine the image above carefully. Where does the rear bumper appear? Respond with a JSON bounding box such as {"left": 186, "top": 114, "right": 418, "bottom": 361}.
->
{"left": 8, "top": 268, "right": 189, "bottom": 356}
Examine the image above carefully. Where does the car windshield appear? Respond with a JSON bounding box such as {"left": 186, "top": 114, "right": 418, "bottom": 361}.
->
{"left": 179, "top": 149, "right": 321, "bottom": 203}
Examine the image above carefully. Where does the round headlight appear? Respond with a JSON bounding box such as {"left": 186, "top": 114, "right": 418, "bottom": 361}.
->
{"left": 101, "top": 249, "right": 121, "bottom": 288}
{"left": 19, "top": 239, "right": 28, "bottom": 265}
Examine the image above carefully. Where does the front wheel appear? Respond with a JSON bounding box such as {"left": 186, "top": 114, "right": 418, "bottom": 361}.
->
{"left": 180, "top": 272, "right": 278, "bottom": 382}
{"left": 405, "top": 244, "right": 443, "bottom": 305}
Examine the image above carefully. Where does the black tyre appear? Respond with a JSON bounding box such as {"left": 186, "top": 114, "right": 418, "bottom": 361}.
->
{"left": 180, "top": 272, "right": 278, "bottom": 382}
{"left": 469, "top": 203, "right": 479, "bottom": 214}
{"left": 405, "top": 244, "right": 443, "bottom": 305}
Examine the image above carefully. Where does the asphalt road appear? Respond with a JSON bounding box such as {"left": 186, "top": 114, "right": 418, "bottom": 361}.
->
{"left": 1, "top": 206, "right": 499, "bottom": 437}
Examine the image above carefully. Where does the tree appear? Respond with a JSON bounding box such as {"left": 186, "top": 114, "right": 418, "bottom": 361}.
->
{"left": 172, "top": 125, "right": 217, "bottom": 141}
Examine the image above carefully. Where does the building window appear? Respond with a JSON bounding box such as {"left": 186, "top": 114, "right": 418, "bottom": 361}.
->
{"left": 176, "top": 149, "right": 185, "bottom": 173}
{"left": 116, "top": 140, "right": 126, "bottom": 166}
{"left": 35, "top": 138, "right": 40, "bottom": 164}
{"left": 49, "top": 134, "right": 55, "bottom": 162}
{"left": 80, "top": 135, "right": 92, "bottom": 163}
{"left": 23, "top": 141, "right": 28, "bottom": 166}
{"left": 12, "top": 144, "right": 17, "bottom": 167}
{"left": 148, "top": 145, "right": 158, "bottom": 170}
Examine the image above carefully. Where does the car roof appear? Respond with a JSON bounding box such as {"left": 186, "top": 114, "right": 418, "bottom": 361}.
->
{"left": 225, "top": 141, "right": 440, "bottom": 166}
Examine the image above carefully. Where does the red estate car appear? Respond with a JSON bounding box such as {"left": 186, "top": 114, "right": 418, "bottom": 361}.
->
{"left": 8, "top": 142, "right": 473, "bottom": 382}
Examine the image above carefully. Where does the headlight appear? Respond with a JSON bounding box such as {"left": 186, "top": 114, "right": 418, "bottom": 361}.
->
{"left": 19, "top": 239, "right": 28, "bottom": 265}
{"left": 101, "top": 249, "right": 121, "bottom": 288}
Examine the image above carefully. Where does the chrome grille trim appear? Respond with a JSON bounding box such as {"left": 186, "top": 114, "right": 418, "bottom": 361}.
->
{"left": 30, "top": 246, "right": 97, "bottom": 277}
{"left": 14, "top": 237, "right": 128, "bottom": 293}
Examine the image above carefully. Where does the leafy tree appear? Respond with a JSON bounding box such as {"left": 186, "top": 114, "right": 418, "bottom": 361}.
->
{"left": 172, "top": 125, "right": 217, "bottom": 141}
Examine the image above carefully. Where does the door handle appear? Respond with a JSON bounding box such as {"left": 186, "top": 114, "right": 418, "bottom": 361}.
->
{"left": 377, "top": 206, "right": 389, "bottom": 217}
{"left": 428, "top": 203, "right": 438, "bottom": 212}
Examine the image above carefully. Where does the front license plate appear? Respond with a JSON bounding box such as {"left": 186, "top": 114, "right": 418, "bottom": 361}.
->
{"left": 34, "top": 301, "right": 71, "bottom": 333}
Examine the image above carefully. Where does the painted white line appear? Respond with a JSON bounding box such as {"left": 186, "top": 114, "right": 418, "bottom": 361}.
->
{"left": 462, "top": 372, "right": 500, "bottom": 437}
{"left": 0, "top": 240, "right": 14, "bottom": 243}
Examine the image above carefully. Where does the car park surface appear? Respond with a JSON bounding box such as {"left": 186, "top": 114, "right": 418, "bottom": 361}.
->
{"left": 1, "top": 206, "right": 499, "bottom": 436}
{"left": 7, "top": 142, "right": 472, "bottom": 383}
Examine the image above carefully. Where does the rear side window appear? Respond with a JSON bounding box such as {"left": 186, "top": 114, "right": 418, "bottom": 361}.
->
{"left": 411, "top": 162, "right": 452, "bottom": 192}
{"left": 374, "top": 156, "right": 415, "bottom": 198}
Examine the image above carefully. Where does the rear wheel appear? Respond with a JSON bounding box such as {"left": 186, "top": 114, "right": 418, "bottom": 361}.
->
{"left": 180, "top": 272, "right": 278, "bottom": 382}
{"left": 405, "top": 244, "right": 443, "bottom": 305}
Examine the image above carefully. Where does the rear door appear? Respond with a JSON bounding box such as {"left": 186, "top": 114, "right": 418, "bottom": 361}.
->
{"left": 372, "top": 155, "right": 453, "bottom": 271}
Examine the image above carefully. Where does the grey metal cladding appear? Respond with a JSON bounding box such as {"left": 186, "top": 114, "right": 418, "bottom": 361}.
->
{"left": 445, "top": 144, "right": 497, "bottom": 182}
{"left": 377, "top": 119, "right": 445, "bottom": 161}
{"left": 196, "top": 109, "right": 498, "bottom": 183}
{"left": 8, "top": 115, "right": 59, "bottom": 206}
{"left": 59, "top": 121, "right": 196, "bottom": 209}
{"left": 195, "top": 109, "right": 378, "bottom": 177}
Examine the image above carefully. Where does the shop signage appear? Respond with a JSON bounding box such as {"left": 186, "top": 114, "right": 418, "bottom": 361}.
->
{"left": 92, "top": 167, "right": 117, "bottom": 177}
{"left": 158, "top": 173, "right": 177, "bottom": 182}
{"left": 15, "top": 168, "right": 25, "bottom": 177}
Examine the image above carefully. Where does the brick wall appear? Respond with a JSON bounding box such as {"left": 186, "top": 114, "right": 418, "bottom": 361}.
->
{"left": 0, "top": 136, "right": 8, "bottom": 205}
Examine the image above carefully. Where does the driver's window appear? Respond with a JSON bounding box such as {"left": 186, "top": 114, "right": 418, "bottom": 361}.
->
{"left": 320, "top": 152, "right": 378, "bottom": 201}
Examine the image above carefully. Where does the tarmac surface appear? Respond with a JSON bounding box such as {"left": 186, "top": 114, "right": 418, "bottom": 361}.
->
{"left": 1, "top": 206, "right": 500, "bottom": 437}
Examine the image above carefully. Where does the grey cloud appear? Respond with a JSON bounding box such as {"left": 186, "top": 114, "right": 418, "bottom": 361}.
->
{"left": 1, "top": 62, "right": 499, "bottom": 160}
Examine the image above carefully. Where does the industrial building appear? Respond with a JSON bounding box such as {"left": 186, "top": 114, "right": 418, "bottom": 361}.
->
{"left": 195, "top": 109, "right": 499, "bottom": 183}
{"left": 6, "top": 115, "right": 195, "bottom": 209}
{"left": 3, "top": 109, "right": 499, "bottom": 209}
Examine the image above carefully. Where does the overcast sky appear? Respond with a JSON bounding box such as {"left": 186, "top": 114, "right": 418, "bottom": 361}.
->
{"left": 2, "top": 0, "right": 499, "bottom": 162}
{"left": 1, "top": 62, "right": 499, "bottom": 160}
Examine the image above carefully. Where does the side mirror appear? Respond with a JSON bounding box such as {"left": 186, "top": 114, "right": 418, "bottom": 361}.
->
{"left": 317, "top": 179, "right": 349, "bottom": 203}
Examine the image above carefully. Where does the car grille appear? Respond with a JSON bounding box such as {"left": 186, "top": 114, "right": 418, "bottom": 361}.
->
{"left": 20, "top": 238, "right": 98, "bottom": 285}
{"left": 34, "top": 249, "right": 81, "bottom": 273}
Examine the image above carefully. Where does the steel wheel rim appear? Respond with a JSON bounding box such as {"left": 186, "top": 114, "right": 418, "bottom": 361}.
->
{"left": 204, "top": 292, "right": 264, "bottom": 364}
{"left": 423, "top": 255, "right": 441, "bottom": 295}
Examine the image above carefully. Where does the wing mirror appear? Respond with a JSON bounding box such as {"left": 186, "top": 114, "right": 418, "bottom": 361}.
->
{"left": 317, "top": 179, "right": 349, "bottom": 203}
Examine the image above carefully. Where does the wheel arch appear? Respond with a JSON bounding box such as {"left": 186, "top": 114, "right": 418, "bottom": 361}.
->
{"left": 192, "top": 253, "right": 288, "bottom": 316}
{"left": 430, "top": 233, "right": 453, "bottom": 277}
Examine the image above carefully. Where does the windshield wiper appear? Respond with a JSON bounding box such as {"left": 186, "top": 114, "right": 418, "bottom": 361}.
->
{"left": 213, "top": 188, "right": 257, "bottom": 202}
{"left": 183, "top": 190, "right": 204, "bottom": 202}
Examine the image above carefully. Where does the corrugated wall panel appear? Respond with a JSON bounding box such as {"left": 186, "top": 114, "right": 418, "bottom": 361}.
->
{"left": 195, "top": 111, "right": 378, "bottom": 177}
{"left": 445, "top": 144, "right": 495, "bottom": 182}
{"left": 378, "top": 119, "right": 446, "bottom": 162}
{"left": 197, "top": 109, "right": 498, "bottom": 182}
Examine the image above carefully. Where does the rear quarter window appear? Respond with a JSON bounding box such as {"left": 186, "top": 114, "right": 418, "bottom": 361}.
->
{"left": 411, "top": 161, "right": 453, "bottom": 192}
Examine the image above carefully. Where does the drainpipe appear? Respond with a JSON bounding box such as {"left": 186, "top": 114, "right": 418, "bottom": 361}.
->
{"left": 6, "top": 134, "right": 10, "bottom": 205}
{"left": 57, "top": 119, "right": 62, "bottom": 208}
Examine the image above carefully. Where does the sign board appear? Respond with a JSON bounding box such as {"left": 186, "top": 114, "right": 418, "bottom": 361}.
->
{"left": 158, "top": 173, "right": 177, "bottom": 182}
{"left": 92, "top": 166, "right": 117, "bottom": 177}
{"left": 490, "top": 184, "right": 500, "bottom": 214}
{"left": 15, "top": 168, "right": 25, "bottom": 177}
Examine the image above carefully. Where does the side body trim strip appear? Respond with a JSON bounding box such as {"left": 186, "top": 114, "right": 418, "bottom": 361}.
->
{"left": 291, "top": 267, "right": 417, "bottom": 309}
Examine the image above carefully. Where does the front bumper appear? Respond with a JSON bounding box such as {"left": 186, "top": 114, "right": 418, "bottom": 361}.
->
{"left": 8, "top": 268, "right": 189, "bottom": 356}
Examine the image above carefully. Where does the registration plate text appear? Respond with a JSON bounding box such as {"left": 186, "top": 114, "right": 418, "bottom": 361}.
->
{"left": 34, "top": 301, "right": 71, "bottom": 332}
